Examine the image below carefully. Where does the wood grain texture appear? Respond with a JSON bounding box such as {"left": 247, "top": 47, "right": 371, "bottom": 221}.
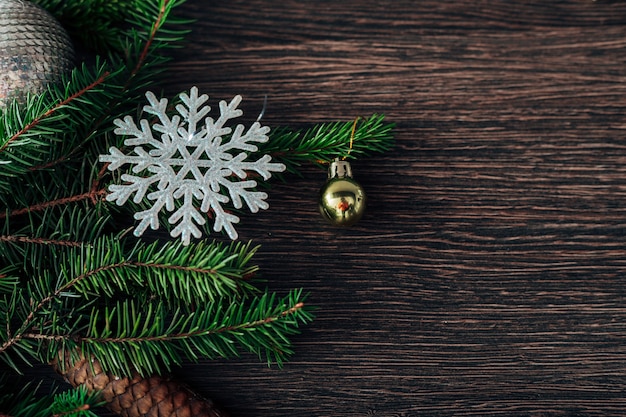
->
{"left": 162, "top": 1, "right": 626, "bottom": 416}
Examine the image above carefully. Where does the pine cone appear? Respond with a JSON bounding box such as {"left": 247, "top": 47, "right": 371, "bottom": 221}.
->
{"left": 52, "top": 350, "right": 230, "bottom": 417}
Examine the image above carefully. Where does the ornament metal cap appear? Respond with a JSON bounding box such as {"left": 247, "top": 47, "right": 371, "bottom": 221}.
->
{"left": 328, "top": 158, "right": 353, "bottom": 179}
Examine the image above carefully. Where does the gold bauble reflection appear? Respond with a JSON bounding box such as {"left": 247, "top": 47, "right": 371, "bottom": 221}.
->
{"left": 318, "top": 177, "right": 366, "bottom": 226}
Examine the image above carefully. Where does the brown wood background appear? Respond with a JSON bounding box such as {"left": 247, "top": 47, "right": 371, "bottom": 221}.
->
{"left": 159, "top": 1, "right": 626, "bottom": 416}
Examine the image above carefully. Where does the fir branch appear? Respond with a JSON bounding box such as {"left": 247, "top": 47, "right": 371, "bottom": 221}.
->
{"left": 14, "top": 290, "right": 311, "bottom": 376}
{"left": 64, "top": 238, "right": 261, "bottom": 304}
{"left": 0, "top": 237, "right": 263, "bottom": 373}
{"left": 0, "top": 73, "right": 110, "bottom": 155}
{"left": 0, "top": 333, "right": 38, "bottom": 372}
{"left": 261, "top": 114, "right": 395, "bottom": 173}
{"left": 48, "top": 386, "right": 104, "bottom": 417}
{"left": 51, "top": 290, "right": 313, "bottom": 376}
{"left": 33, "top": 0, "right": 191, "bottom": 56}
{"left": 0, "top": 376, "right": 103, "bottom": 417}
{"left": 54, "top": 0, "right": 190, "bottom": 167}
{"left": 131, "top": 0, "right": 177, "bottom": 79}
{"left": 0, "top": 204, "right": 111, "bottom": 269}
{"left": 0, "top": 62, "right": 118, "bottom": 193}
{"left": 0, "top": 279, "right": 75, "bottom": 362}
{"left": 53, "top": 404, "right": 91, "bottom": 417}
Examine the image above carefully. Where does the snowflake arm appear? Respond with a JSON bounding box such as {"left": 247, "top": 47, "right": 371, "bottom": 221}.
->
{"left": 99, "top": 87, "right": 286, "bottom": 245}
{"left": 175, "top": 88, "right": 211, "bottom": 141}
{"left": 201, "top": 189, "right": 240, "bottom": 240}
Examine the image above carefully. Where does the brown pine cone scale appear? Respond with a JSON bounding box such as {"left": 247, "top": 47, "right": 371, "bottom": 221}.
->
{"left": 52, "top": 350, "right": 230, "bottom": 417}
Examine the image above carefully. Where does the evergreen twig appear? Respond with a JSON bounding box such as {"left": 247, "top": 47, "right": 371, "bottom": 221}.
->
{"left": 263, "top": 114, "right": 395, "bottom": 173}
{"left": 0, "top": 377, "right": 103, "bottom": 417}
{"left": 0, "top": 235, "right": 311, "bottom": 376}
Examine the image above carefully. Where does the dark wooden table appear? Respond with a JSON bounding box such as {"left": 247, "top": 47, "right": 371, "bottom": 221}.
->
{"left": 159, "top": 1, "right": 626, "bottom": 415}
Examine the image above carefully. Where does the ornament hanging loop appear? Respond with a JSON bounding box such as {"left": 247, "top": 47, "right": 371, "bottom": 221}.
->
{"left": 342, "top": 116, "right": 359, "bottom": 160}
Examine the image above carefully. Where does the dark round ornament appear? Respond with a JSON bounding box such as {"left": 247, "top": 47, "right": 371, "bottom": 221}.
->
{"left": 319, "top": 159, "right": 366, "bottom": 226}
{"left": 0, "top": 0, "right": 75, "bottom": 106}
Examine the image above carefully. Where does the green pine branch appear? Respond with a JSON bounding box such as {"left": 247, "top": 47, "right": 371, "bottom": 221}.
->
{"left": 61, "top": 237, "right": 261, "bottom": 303}
{"left": 262, "top": 114, "right": 395, "bottom": 174}
{"left": 0, "top": 236, "right": 310, "bottom": 375}
{"left": 46, "top": 387, "right": 105, "bottom": 417}
{"left": 0, "top": 377, "right": 103, "bottom": 417}
{"left": 50, "top": 289, "right": 312, "bottom": 377}
{"left": 4, "top": 288, "right": 312, "bottom": 377}
{"left": 0, "top": 203, "right": 111, "bottom": 272}
{"left": 0, "top": 62, "right": 112, "bottom": 193}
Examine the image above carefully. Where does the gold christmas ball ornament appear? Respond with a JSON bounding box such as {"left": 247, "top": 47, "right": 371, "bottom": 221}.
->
{"left": 319, "top": 159, "right": 366, "bottom": 226}
{"left": 0, "top": 0, "right": 75, "bottom": 106}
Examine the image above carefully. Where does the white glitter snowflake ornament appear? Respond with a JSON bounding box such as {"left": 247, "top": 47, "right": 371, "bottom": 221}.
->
{"left": 100, "top": 87, "right": 285, "bottom": 245}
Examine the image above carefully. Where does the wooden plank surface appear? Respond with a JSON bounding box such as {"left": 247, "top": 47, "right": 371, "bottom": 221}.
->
{"left": 157, "top": 1, "right": 626, "bottom": 416}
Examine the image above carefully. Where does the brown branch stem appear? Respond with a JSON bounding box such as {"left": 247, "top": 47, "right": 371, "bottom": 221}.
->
{"left": 0, "top": 188, "right": 108, "bottom": 220}
{"left": 130, "top": 1, "right": 168, "bottom": 80}
{"left": 53, "top": 405, "right": 91, "bottom": 417}
{"left": 0, "top": 235, "right": 83, "bottom": 247}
